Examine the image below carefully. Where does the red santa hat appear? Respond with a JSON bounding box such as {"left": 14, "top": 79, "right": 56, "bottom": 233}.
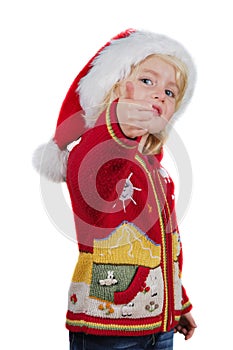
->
{"left": 33, "top": 28, "right": 196, "bottom": 182}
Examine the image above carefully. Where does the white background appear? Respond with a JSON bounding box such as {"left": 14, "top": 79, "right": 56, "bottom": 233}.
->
{"left": 1, "top": 0, "right": 232, "bottom": 348}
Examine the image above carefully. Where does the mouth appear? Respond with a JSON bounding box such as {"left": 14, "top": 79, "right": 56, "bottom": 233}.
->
{"left": 152, "top": 104, "right": 162, "bottom": 116}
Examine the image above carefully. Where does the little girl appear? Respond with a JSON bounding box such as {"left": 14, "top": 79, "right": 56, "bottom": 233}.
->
{"left": 33, "top": 29, "right": 197, "bottom": 350}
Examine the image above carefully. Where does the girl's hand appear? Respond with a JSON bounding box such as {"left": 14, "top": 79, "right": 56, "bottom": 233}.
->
{"left": 116, "top": 81, "right": 167, "bottom": 138}
{"left": 174, "top": 312, "right": 197, "bottom": 340}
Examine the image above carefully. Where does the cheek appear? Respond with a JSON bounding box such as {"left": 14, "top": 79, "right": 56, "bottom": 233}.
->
{"left": 166, "top": 103, "right": 176, "bottom": 120}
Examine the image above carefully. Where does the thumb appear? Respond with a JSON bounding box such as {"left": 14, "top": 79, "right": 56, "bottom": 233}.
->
{"left": 125, "top": 81, "right": 134, "bottom": 100}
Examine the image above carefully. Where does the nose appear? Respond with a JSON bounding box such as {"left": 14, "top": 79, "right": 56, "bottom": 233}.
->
{"left": 152, "top": 88, "right": 166, "bottom": 102}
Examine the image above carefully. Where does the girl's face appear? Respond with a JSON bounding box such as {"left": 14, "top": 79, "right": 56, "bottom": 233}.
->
{"left": 119, "top": 55, "right": 179, "bottom": 124}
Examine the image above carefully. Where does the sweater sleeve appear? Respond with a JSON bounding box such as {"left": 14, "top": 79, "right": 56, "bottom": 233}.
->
{"left": 66, "top": 100, "right": 148, "bottom": 249}
{"left": 181, "top": 285, "right": 192, "bottom": 314}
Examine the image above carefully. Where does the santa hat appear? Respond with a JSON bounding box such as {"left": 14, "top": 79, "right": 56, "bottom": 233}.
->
{"left": 33, "top": 28, "right": 196, "bottom": 182}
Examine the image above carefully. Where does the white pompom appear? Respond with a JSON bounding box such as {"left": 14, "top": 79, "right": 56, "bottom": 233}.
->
{"left": 32, "top": 139, "right": 69, "bottom": 182}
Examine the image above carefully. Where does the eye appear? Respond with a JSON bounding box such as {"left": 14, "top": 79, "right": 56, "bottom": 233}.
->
{"left": 165, "top": 89, "right": 175, "bottom": 98}
{"left": 140, "top": 78, "right": 153, "bottom": 86}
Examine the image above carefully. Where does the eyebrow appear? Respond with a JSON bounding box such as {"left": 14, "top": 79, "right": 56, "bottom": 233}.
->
{"left": 142, "top": 69, "right": 180, "bottom": 92}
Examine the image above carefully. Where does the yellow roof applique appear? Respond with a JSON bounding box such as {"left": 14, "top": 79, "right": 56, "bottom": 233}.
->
{"left": 93, "top": 221, "right": 161, "bottom": 268}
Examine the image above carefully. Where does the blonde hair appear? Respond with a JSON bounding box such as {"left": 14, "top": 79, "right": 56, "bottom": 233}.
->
{"left": 97, "top": 54, "right": 188, "bottom": 155}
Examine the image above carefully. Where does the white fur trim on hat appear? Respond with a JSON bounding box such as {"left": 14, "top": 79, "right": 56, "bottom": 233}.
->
{"left": 78, "top": 30, "right": 196, "bottom": 127}
{"left": 32, "top": 139, "right": 68, "bottom": 182}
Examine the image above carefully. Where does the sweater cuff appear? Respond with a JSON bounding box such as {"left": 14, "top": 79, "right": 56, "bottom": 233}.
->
{"left": 181, "top": 285, "right": 193, "bottom": 314}
{"left": 105, "top": 99, "right": 140, "bottom": 149}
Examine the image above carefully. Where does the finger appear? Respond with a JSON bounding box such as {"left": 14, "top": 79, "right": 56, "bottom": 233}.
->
{"left": 132, "top": 129, "right": 148, "bottom": 137}
{"left": 177, "top": 327, "right": 187, "bottom": 336}
{"left": 125, "top": 81, "right": 134, "bottom": 100}
{"left": 120, "top": 125, "right": 148, "bottom": 138}
{"left": 127, "top": 110, "right": 155, "bottom": 123}
{"left": 175, "top": 325, "right": 182, "bottom": 333}
{"left": 185, "top": 328, "right": 195, "bottom": 340}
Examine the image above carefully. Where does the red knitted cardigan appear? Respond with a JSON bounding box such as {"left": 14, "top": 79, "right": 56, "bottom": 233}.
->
{"left": 65, "top": 100, "right": 192, "bottom": 336}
